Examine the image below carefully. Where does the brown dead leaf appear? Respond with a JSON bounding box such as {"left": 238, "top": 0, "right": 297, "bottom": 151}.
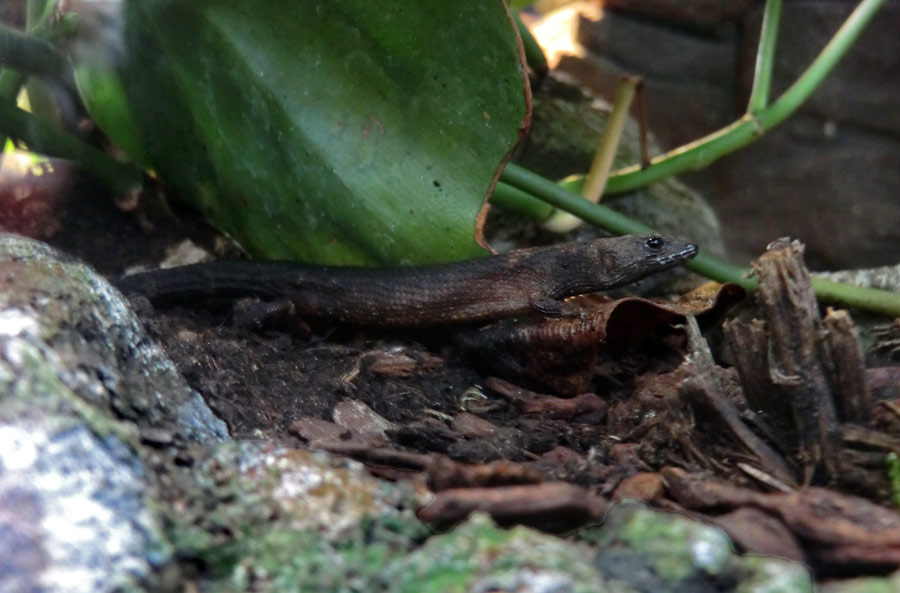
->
{"left": 455, "top": 283, "right": 744, "bottom": 396}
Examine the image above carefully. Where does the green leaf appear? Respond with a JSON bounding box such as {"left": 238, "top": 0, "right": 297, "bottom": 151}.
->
{"left": 73, "top": 63, "right": 148, "bottom": 168}
{"left": 90, "top": 1, "right": 530, "bottom": 265}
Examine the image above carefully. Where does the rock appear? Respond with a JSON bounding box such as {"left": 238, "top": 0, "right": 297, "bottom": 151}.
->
{"left": 569, "top": 9, "right": 739, "bottom": 149}
{"left": 506, "top": 72, "right": 726, "bottom": 262}
{"left": 593, "top": 500, "right": 815, "bottom": 592}
{"left": 0, "top": 233, "right": 227, "bottom": 442}
{"left": 0, "top": 414, "right": 170, "bottom": 593}
{"left": 382, "top": 501, "right": 816, "bottom": 593}
{"left": 819, "top": 570, "right": 900, "bottom": 593}
{"left": 382, "top": 512, "right": 602, "bottom": 592}
{"left": 0, "top": 233, "right": 227, "bottom": 592}
{"left": 163, "top": 444, "right": 429, "bottom": 592}
{"left": 601, "top": 0, "right": 759, "bottom": 27}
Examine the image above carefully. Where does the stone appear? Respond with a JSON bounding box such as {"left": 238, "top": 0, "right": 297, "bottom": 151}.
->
{"left": 0, "top": 233, "right": 227, "bottom": 592}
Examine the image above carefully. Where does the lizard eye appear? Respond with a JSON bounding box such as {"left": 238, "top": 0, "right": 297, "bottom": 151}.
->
{"left": 645, "top": 236, "right": 665, "bottom": 250}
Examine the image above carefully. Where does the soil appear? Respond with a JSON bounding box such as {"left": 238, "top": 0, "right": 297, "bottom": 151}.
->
{"left": 46, "top": 176, "right": 692, "bottom": 478}
{"left": 34, "top": 173, "right": 900, "bottom": 580}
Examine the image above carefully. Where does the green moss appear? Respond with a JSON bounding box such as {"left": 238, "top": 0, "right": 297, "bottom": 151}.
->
{"left": 818, "top": 571, "right": 900, "bottom": 593}
{"left": 886, "top": 452, "right": 900, "bottom": 507}
{"left": 735, "top": 556, "right": 814, "bottom": 593}
{"left": 383, "top": 514, "right": 603, "bottom": 593}
{"left": 612, "top": 505, "right": 732, "bottom": 580}
{"left": 162, "top": 445, "right": 427, "bottom": 592}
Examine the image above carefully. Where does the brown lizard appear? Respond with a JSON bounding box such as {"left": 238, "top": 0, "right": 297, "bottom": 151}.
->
{"left": 113, "top": 233, "right": 697, "bottom": 327}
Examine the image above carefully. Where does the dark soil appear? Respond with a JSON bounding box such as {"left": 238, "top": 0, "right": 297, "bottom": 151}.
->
{"left": 45, "top": 176, "right": 691, "bottom": 478}
{"left": 36, "top": 174, "right": 900, "bottom": 579}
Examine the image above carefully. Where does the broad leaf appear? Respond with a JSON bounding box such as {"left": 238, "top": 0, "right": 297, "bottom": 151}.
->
{"left": 79, "top": 1, "right": 530, "bottom": 264}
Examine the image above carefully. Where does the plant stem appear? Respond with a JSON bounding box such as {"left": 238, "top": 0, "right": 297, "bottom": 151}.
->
{"left": 0, "top": 2, "right": 69, "bottom": 148}
{"left": 543, "top": 76, "right": 640, "bottom": 233}
{"left": 0, "top": 98, "right": 141, "bottom": 194}
{"left": 747, "top": 0, "right": 781, "bottom": 112}
{"left": 499, "top": 163, "right": 900, "bottom": 316}
{"left": 26, "top": 0, "right": 56, "bottom": 32}
{"left": 757, "top": 0, "right": 883, "bottom": 129}
{"left": 512, "top": 11, "right": 548, "bottom": 78}
{"left": 501, "top": 163, "right": 652, "bottom": 235}
{"left": 491, "top": 180, "right": 553, "bottom": 221}
{"left": 580, "top": 76, "right": 640, "bottom": 202}
{"left": 809, "top": 277, "right": 900, "bottom": 317}
{"left": 0, "top": 66, "right": 23, "bottom": 151}
{"left": 687, "top": 252, "right": 756, "bottom": 291}
{"left": 0, "top": 68, "right": 24, "bottom": 102}
{"left": 602, "top": 0, "right": 886, "bottom": 195}
{"left": 0, "top": 23, "right": 71, "bottom": 81}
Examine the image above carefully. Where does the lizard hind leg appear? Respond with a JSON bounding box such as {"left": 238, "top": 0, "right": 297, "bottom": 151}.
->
{"left": 531, "top": 297, "right": 577, "bottom": 318}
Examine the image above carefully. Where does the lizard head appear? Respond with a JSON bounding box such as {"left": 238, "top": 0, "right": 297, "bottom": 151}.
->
{"left": 581, "top": 233, "right": 698, "bottom": 290}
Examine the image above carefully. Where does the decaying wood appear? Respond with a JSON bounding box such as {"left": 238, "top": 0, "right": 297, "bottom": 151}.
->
{"left": 312, "top": 442, "right": 432, "bottom": 471}
{"left": 484, "top": 377, "right": 607, "bottom": 419}
{"left": 822, "top": 309, "right": 870, "bottom": 423}
{"left": 866, "top": 366, "right": 900, "bottom": 404}
{"left": 725, "top": 239, "right": 871, "bottom": 483}
{"left": 418, "top": 482, "right": 607, "bottom": 532}
{"left": 427, "top": 455, "right": 544, "bottom": 491}
{"left": 841, "top": 424, "right": 900, "bottom": 452}
{"left": 756, "top": 239, "right": 841, "bottom": 480}
{"left": 661, "top": 467, "right": 900, "bottom": 576}
{"left": 612, "top": 472, "right": 665, "bottom": 502}
{"left": 723, "top": 319, "right": 796, "bottom": 453}
{"left": 711, "top": 507, "right": 806, "bottom": 563}
{"left": 871, "top": 318, "right": 900, "bottom": 357}
{"left": 662, "top": 466, "right": 900, "bottom": 547}
{"left": 679, "top": 317, "right": 796, "bottom": 486}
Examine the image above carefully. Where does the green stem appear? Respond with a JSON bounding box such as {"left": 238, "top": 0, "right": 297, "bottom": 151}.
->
{"left": 0, "top": 23, "right": 71, "bottom": 81}
{"left": 0, "top": 68, "right": 24, "bottom": 102}
{"left": 0, "top": 5, "right": 76, "bottom": 147}
{"left": 500, "top": 164, "right": 652, "bottom": 235}
{"left": 0, "top": 98, "right": 142, "bottom": 194}
{"left": 687, "top": 252, "right": 756, "bottom": 291}
{"left": 0, "top": 66, "right": 23, "bottom": 150}
{"left": 757, "top": 0, "right": 884, "bottom": 128}
{"left": 512, "top": 11, "right": 548, "bottom": 78}
{"left": 603, "top": 0, "right": 886, "bottom": 195}
{"left": 491, "top": 180, "right": 553, "bottom": 221}
{"left": 26, "top": 0, "right": 56, "bottom": 32}
{"left": 499, "top": 163, "right": 900, "bottom": 316}
{"left": 747, "top": 0, "right": 781, "bottom": 113}
{"left": 810, "top": 277, "right": 900, "bottom": 317}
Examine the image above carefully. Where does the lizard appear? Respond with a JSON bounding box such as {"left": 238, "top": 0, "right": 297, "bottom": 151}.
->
{"left": 113, "top": 233, "right": 697, "bottom": 327}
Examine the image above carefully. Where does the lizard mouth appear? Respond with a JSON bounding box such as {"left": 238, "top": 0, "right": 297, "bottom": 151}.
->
{"left": 655, "top": 243, "right": 698, "bottom": 267}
